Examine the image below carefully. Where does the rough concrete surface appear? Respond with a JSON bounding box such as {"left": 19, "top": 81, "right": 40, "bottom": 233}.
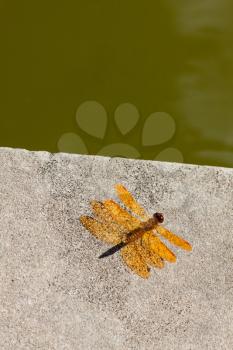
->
{"left": 0, "top": 147, "right": 232, "bottom": 350}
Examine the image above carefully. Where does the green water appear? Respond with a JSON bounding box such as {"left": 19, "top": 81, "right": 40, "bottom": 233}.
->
{"left": 1, "top": 2, "right": 233, "bottom": 167}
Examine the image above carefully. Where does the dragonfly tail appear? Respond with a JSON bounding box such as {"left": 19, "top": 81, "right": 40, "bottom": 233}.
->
{"left": 99, "top": 241, "right": 126, "bottom": 258}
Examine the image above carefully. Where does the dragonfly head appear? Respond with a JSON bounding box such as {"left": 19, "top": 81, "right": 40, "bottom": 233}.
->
{"left": 153, "top": 212, "right": 164, "bottom": 224}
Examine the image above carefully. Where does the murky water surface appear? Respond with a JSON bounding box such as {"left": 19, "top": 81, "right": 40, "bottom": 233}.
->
{"left": 2, "top": 2, "right": 233, "bottom": 167}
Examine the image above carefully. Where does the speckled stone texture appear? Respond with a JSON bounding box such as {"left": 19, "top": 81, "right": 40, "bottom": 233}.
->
{"left": 0, "top": 147, "right": 232, "bottom": 350}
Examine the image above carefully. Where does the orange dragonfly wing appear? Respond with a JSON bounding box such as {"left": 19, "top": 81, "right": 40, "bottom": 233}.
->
{"left": 155, "top": 226, "right": 192, "bottom": 251}
{"left": 79, "top": 215, "right": 124, "bottom": 245}
{"left": 142, "top": 231, "right": 177, "bottom": 263}
{"left": 90, "top": 200, "right": 115, "bottom": 222}
{"left": 115, "top": 184, "right": 149, "bottom": 220}
{"left": 103, "top": 199, "right": 141, "bottom": 231}
{"left": 139, "top": 235, "right": 165, "bottom": 269}
{"left": 120, "top": 241, "right": 150, "bottom": 279}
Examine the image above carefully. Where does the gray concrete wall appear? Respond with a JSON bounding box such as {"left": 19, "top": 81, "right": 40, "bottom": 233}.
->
{"left": 0, "top": 147, "right": 232, "bottom": 349}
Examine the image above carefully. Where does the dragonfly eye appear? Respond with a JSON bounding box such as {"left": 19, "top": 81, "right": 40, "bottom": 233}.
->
{"left": 153, "top": 212, "right": 164, "bottom": 223}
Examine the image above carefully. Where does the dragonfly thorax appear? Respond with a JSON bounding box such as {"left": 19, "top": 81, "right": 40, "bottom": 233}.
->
{"left": 125, "top": 215, "right": 161, "bottom": 244}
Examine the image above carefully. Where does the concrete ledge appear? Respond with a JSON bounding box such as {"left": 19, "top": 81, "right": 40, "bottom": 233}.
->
{"left": 0, "top": 147, "right": 232, "bottom": 349}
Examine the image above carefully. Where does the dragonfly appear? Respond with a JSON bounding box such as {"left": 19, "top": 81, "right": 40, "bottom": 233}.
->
{"left": 79, "top": 184, "right": 192, "bottom": 279}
